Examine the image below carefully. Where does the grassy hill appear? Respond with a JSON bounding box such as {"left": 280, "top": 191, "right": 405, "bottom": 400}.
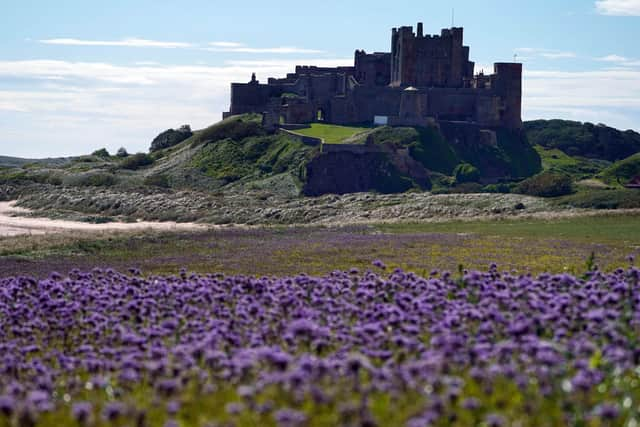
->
{"left": 525, "top": 119, "right": 640, "bottom": 162}
{"left": 600, "top": 152, "right": 640, "bottom": 185}
{"left": 345, "top": 125, "right": 541, "bottom": 180}
{"left": 3, "top": 115, "right": 638, "bottom": 203}
{"left": 534, "top": 145, "right": 611, "bottom": 180}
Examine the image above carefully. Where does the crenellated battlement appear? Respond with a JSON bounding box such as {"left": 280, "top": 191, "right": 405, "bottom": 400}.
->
{"left": 224, "top": 23, "right": 522, "bottom": 129}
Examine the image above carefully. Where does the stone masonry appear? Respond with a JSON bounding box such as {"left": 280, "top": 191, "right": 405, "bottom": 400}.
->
{"left": 224, "top": 23, "right": 523, "bottom": 131}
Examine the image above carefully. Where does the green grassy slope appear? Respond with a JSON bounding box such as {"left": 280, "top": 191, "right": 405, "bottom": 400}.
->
{"left": 524, "top": 119, "right": 640, "bottom": 161}
{"left": 534, "top": 145, "right": 610, "bottom": 180}
{"left": 600, "top": 152, "right": 640, "bottom": 185}
{"left": 348, "top": 125, "right": 541, "bottom": 179}
{"left": 294, "top": 123, "right": 371, "bottom": 143}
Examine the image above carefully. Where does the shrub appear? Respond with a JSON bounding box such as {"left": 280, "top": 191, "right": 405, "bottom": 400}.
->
{"left": 483, "top": 183, "right": 512, "bottom": 194}
{"left": 454, "top": 163, "right": 481, "bottom": 184}
{"left": 515, "top": 171, "right": 573, "bottom": 197}
{"left": 150, "top": 126, "right": 193, "bottom": 152}
{"left": 121, "top": 153, "right": 154, "bottom": 170}
{"left": 448, "top": 182, "right": 484, "bottom": 194}
{"left": 143, "top": 174, "right": 170, "bottom": 188}
{"left": 116, "top": 147, "right": 129, "bottom": 158}
{"left": 62, "top": 172, "right": 117, "bottom": 187}
{"left": 91, "top": 148, "right": 111, "bottom": 158}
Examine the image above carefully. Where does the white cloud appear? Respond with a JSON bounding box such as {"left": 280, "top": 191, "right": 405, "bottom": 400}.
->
{"left": 37, "top": 38, "right": 325, "bottom": 55}
{"left": 0, "top": 58, "right": 348, "bottom": 157}
{"left": 39, "top": 38, "right": 194, "bottom": 49}
{"left": 598, "top": 54, "right": 630, "bottom": 62}
{"left": 595, "top": 0, "right": 640, "bottom": 16}
{"left": 1, "top": 58, "right": 639, "bottom": 157}
{"left": 523, "top": 69, "right": 640, "bottom": 130}
{"left": 596, "top": 54, "right": 640, "bottom": 68}
{"left": 209, "top": 41, "right": 245, "bottom": 48}
{"left": 515, "top": 48, "right": 577, "bottom": 60}
{"left": 205, "top": 44, "right": 325, "bottom": 54}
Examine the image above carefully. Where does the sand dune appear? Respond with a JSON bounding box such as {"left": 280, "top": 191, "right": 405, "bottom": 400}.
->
{"left": 0, "top": 201, "right": 206, "bottom": 237}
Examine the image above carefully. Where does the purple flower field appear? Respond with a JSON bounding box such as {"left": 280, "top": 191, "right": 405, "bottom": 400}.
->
{"left": 1, "top": 261, "right": 640, "bottom": 426}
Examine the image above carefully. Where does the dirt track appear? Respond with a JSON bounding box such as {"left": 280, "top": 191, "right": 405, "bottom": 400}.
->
{"left": 0, "top": 201, "right": 206, "bottom": 237}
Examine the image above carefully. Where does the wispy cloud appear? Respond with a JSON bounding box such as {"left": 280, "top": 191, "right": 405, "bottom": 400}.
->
{"left": 598, "top": 54, "right": 631, "bottom": 62}
{"left": 39, "top": 38, "right": 194, "bottom": 49}
{"left": 37, "top": 38, "right": 325, "bottom": 55}
{"left": 523, "top": 68, "right": 640, "bottom": 130}
{"left": 205, "top": 42, "right": 325, "bottom": 54}
{"left": 596, "top": 54, "right": 640, "bottom": 67}
{"left": 209, "top": 41, "right": 245, "bottom": 48}
{"left": 595, "top": 0, "right": 640, "bottom": 16}
{"left": 1, "top": 58, "right": 639, "bottom": 157}
{"left": 515, "top": 48, "right": 577, "bottom": 60}
{"left": 0, "top": 58, "right": 346, "bottom": 157}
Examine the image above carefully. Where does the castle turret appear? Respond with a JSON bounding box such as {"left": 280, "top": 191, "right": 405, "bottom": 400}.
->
{"left": 493, "top": 63, "right": 522, "bottom": 129}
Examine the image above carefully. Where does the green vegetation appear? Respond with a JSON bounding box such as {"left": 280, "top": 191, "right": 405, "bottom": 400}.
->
{"left": 294, "top": 123, "right": 371, "bottom": 144}
{"left": 143, "top": 174, "right": 171, "bottom": 188}
{"left": 187, "top": 114, "right": 265, "bottom": 147}
{"left": 600, "top": 152, "right": 640, "bottom": 185}
{"left": 454, "top": 163, "right": 480, "bottom": 183}
{"left": 91, "top": 148, "right": 111, "bottom": 158}
{"left": 120, "top": 153, "right": 154, "bottom": 170}
{"left": 525, "top": 119, "right": 640, "bottom": 161}
{"left": 555, "top": 188, "right": 640, "bottom": 209}
{"left": 515, "top": 171, "right": 573, "bottom": 197}
{"left": 190, "top": 132, "right": 316, "bottom": 183}
{"left": 61, "top": 172, "right": 117, "bottom": 187}
{"left": 377, "top": 214, "right": 640, "bottom": 244}
{"left": 2, "top": 214, "right": 638, "bottom": 279}
{"left": 348, "top": 125, "right": 541, "bottom": 180}
{"left": 494, "top": 129, "right": 542, "bottom": 178}
{"left": 535, "top": 145, "right": 610, "bottom": 180}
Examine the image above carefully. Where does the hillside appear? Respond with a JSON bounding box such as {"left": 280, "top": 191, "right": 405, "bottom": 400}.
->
{"left": 0, "top": 155, "right": 72, "bottom": 168}
{"left": 343, "top": 125, "right": 541, "bottom": 180}
{"left": 524, "top": 119, "right": 640, "bottom": 162}
{"left": 601, "top": 152, "right": 640, "bottom": 185}
{"left": 4, "top": 115, "right": 640, "bottom": 216}
{"left": 1, "top": 115, "right": 544, "bottom": 199}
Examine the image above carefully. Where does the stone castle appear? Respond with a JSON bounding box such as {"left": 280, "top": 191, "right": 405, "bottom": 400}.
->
{"left": 224, "top": 23, "right": 522, "bottom": 130}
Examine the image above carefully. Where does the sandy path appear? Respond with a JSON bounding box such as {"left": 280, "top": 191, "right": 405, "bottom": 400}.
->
{"left": 0, "top": 201, "right": 207, "bottom": 237}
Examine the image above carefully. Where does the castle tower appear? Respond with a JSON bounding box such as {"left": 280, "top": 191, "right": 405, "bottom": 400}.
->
{"left": 390, "top": 24, "right": 474, "bottom": 88}
{"left": 493, "top": 63, "right": 523, "bottom": 129}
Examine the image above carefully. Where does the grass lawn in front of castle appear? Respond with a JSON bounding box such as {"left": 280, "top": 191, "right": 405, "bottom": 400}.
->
{"left": 294, "top": 123, "right": 371, "bottom": 144}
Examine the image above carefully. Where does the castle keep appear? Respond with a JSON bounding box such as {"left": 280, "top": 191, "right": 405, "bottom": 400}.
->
{"left": 225, "top": 23, "right": 522, "bottom": 130}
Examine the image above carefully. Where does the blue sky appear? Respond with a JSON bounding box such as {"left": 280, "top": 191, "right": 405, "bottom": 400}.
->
{"left": 1, "top": 0, "right": 640, "bottom": 157}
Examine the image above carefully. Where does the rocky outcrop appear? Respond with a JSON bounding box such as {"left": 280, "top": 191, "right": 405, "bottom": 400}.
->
{"left": 302, "top": 151, "right": 422, "bottom": 196}
{"left": 150, "top": 125, "right": 193, "bottom": 152}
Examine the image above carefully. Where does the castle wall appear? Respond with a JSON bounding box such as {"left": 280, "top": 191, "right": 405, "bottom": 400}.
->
{"left": 391, "top": 25, "right": 474, "bottom": 88}
{"left": 228, "top": 82, "right": 272, "bottom": 115}
{"left": 492, "top": 63, "right": 522, "bottom": 129}
{"left": 355, "top": 51, "right": 391, "bottom": 87}
{"left": 226, "top": 24, "right": 522, "bottom": 130}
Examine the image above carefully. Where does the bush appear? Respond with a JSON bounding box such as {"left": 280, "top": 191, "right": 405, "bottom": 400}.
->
{"left": 116, "top": 147, "right": 129, "bottom": 158}
{"left": 555, "top": 188, "right": 640, "bottom": 209}
{"left": 143, "top": 174, "right": 170, "bottom": 188}
{"left": 515, "top": 171, "right": 573, "bottom": 197}
{"left": 483, "top": 183, "right": 512, "bottom": 194}
{"left": 121, "top": 153, "right": 154, "bottom": 170}
{"left": 62, "top": 172, "right": 117, "bottom": 187}
{"left": 150, "top": 126, "right": 193, "bottom": 152}
{"left": 91, "top": 148, "right": 111, "bottom": 158}
{"left": 454, "top": 163, "right": 481, "bottom": 184}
